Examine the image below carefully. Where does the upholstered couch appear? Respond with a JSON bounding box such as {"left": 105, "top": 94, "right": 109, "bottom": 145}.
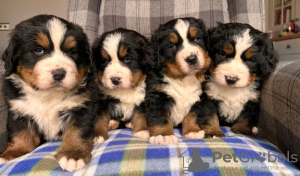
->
{"left": 0, "top": 0, "right": 299, "bottom": 175}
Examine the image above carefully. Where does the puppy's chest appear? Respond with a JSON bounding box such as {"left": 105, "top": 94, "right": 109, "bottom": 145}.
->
{"left": 206, "top": 82, "right": 259, "bottom": 123}
{"left": 162, "top": 75, "right": 202, "bottom": 126}
{"left": 9, "top": 86, "right": 88, "bottom": 140}
{"left": 106, "top": 82, "right": 146, "bottom": 121}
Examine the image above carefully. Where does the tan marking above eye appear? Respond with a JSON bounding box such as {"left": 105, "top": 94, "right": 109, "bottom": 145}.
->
{"left": 101, "top": 48, "right": 109, "bottom": 60}
{"left": 223, "top": 43, "right": 234, "bottom": 55}
{"left": 189, "top": 27, "right": 197, "bottom": 39}
{"left": 244, "top": 48, "right": 256, "bottom": 59}
{"left": 64, "top": 36, "right": 77, "bottom": 49}
{"left": 36, "top": 33, "right": 50, "bottom": 49}
{"left": 119, "top": 44, "right": 128, "bottom": 58}
{"left": 169, "top": 32, "right": 178, "bottom": 44}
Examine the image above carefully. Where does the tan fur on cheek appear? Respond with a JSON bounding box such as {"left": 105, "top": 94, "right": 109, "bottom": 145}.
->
{"left": 97, "top": 71, "right": 103, "bottom": 82}
{"left": 223, "top": 43, "right": 234, "bottom": 55}
{"left": 166, "top": 62, "right": 185, "bottom": 79}
{"left": 64, "top": 36, "right": 77, "bottom": 49}
{"left": 17, "top": 66, "right": 39, "bottom": 88}
{"left": 131, "top": 71, "right": 145, "bottom": 87}
{"left": 36, "top": 33, "right": 50, "bottom": 49}
{"left": 196, "top": 48, "right": 211, "bottom": 80}
{"left": 76, "top": 66, "right": 87, "bottom": 85}
{"left": 247, "top": 74, "right": 256, "bottom": 85}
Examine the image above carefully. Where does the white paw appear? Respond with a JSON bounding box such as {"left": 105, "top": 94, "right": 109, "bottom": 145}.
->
{"left": 0, "top": 158, "right": 7, "bottom": 165}
{"left": 93, "top": 136, "right": 105, "bottom": 144}
{"left": 149, "top": 135, "right": 178, "bottom": 145}
{"left": 108, "top": 120, "right": 119, "bottom": 130}
{"left": 58, "top": 156, "right": 86, "bottom": 172}
{"left": 133, "top": 130, "right": 150, "bottom": 139}
{"left": 184, "top": 130, "right": 205, "bottom": 139}
{"left": 252, "top": 126, "right": 258, "bottom": 135}
{"left": 125, "top": 122, "right": 132, "bottom": 129}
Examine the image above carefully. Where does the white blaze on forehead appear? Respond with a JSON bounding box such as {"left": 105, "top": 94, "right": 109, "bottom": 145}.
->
{"left": 234, "top": 29, "right": 253, "bottom": 60}
{"left": 174, "top": 19, "right": 189, "bottom": 45}
{"left": 47, "top": 18, "right": 67, "bottom": 51}
{"left": 103, "top": 33, "right": 122, "bottom": 63}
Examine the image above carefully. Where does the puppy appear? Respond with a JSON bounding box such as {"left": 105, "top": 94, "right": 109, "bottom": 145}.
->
{"left": 145, "top": 18, "right": 211, "bottom": 145}
{"left": 0, "top": 15, "right": 99, "bottom": 172}
{"left": 198, "top": 23, "right": 278, "bottom": 137}
{"left": 92, "top": 28, "right": 149, "bottom": 143}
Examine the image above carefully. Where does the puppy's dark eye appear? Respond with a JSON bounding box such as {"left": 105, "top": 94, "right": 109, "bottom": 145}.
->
{"left": 169, "top": 44, "right": 176, "bottom": 49}
{"left": 194, "top": 36, "right": 201, "bottom": 42}
{"left": 219, "top": 52, "right": 226, "bottom": 57}
{"left": 123, "top": 57, "right": 131, "bottom": 64}
{"left": 33, "top": 47, "right": 44, "bottom": 55}
{"left": 68, "top": 48, "right": 77, "bottom": 55}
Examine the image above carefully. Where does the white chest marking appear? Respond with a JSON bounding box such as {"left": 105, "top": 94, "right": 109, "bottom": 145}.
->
{"left": 162, "top": 75, "right": 203, "bottom": 126}
{"left": 8, "top": 75, "right": 88, "bottom": 140}
{"left": 103, "top": 81, "right": 146, "bottom": 121}
{"left": 206, "top": 81, "right": 259, "bottom": 123}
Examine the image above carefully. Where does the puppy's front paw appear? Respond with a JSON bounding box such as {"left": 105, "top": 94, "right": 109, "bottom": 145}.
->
{"left": 0, "top": 158, "right": 7, "bottom": 165}
{"left": 133, "top": 130, "right": 150, "bottom": 139}
{"left": 204, "top": 131, "right": 225, "bottom": 138}
{"left": 149, "top": 135, "right": 178, "bottom": 145}
{"left": 58, "top": 157, "right": 85, "bottom": 172}
{"left": 184, "top": 130, "right": 205, "bottom": 139}
{"left": 55, "top": 150, "right": 91, "bottom": 172}
{"left": 93, "top": 136, "right": 105, "bottom": 144}
{"left": 108, "top": 120, "right": 120, "bottom": 130}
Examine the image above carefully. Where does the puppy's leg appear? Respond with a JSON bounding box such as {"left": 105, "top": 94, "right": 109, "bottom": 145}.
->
{"left": 94, "top": 113, "right": 109, "bottom": 144}
{"left": 146, "top": 90, "right": 177, "bottom": 145}
{"left": 131, "top": 111, "right": 149, "bottom": 139}
{"left": 231, "top": 101, "right": 259, "bottom": 137}
{"left": 0, "top": 116, "right": 40, "bottom": 164}
{"left": 55, "top": 108, "right": 94, "bottom": 172}
{"left": 195, "top": 100, "right": 225, "bottom": 138}
{"left": 182, "top": 111, "right": 205, "bottom": 139}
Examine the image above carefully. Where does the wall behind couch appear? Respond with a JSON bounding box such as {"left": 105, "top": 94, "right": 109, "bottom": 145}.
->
{"left": 0, "top": 0, "right": 68, "bottom": 57}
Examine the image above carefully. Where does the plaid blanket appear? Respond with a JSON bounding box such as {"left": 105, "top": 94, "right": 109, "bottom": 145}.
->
{"left": 0, "top": 127, "right": 299, "bottom": 176}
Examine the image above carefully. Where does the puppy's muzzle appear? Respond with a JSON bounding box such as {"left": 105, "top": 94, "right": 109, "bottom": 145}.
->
{"left": 52, "top": 68, "right": 66, "bottom": 82}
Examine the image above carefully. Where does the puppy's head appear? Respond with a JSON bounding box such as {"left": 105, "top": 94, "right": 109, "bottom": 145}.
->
{"left": 148, "top": 17, "right": 210, "bottom": 79}
{"left": 92, "top": 28, "right": 148, "bottom": 90}
{"left": 208, "top": 23, "right": 278, "bottom": 88}
{"left": 2, "top": 15, "right": 91, "bottom": 91}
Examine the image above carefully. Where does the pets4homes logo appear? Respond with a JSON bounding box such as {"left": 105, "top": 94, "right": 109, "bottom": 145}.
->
{"left": 180, "top": 148, "right": 298, "bottom": 174}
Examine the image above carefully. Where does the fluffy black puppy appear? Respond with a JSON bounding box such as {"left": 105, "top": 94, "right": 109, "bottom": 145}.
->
{"left": 0, "top": 15, "right": 99, "bottom": 172}
{"left": 198, "top": 23, "right": 278, "bottom": 137}
{"left": 92, "top": 28, "right": 149, "bottom": 143}
{"left": 145, "top": 17, "right": 211, "bottom": 145}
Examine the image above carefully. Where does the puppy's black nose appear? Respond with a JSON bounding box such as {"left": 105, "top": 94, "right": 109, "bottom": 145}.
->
{"left": 52, "top": 69, "right": 66, "bottom": 81}
{"left": 225, "top": 75, "right": 239, "bottom": 85}
{"left": 185, "top": 55, "right": 198, "bottom": 65}
{"left": 111, "top": 77, "right": 121, "bottom": 85}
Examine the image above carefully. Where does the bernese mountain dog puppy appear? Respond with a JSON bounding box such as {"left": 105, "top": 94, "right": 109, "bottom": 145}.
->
{"left": 145, "top": 17, "right": 210, "bottom": 145}
{"left": 92, "top": 28, "right": 149, "bottom": 143}
{"left": 0, "top": 15, "right": 99, "bottom": 172}
{"left": 197, "top": 23, "right": 278, "bottom": 137}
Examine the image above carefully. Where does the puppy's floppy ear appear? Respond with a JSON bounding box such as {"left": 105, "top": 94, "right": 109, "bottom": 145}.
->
{"left": 142, "top": 33, "right": 160, "bottom": 72}
{"left": 259, "top": 37, "right": 279, "bottom": 77}
{"left": 2, "top": 40, "right": 17, "bottom": 76}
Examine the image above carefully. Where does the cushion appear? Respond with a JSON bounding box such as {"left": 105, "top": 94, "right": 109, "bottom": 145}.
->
{"left": 0, "top": 60, "right": 8, "bottom": 154}
{"left": 258, "top": 60, "right": 300, "bottom": 168}
{"left": 0, "top": 127, "right": 299, "bottom": 175}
